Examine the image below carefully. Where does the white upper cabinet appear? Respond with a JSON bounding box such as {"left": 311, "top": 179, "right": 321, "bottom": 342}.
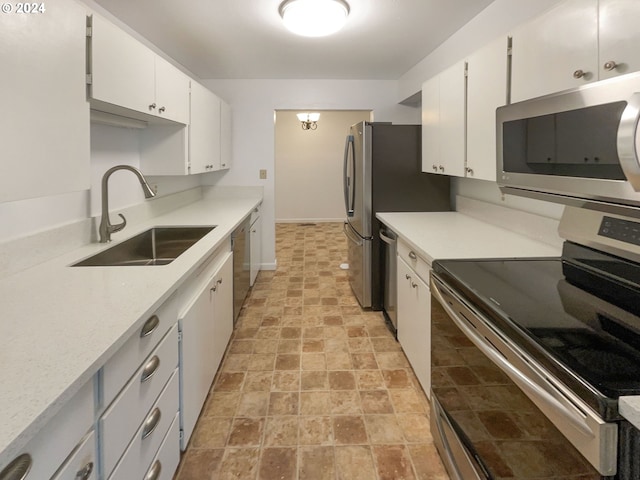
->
{"left": 89, "top": 14, "right": 189, "bottom": 124}
{"left": 511, "top": 0, "right": 640, "bottom": 102}
{"left": 154, "top": 56, "right": 190, "bottom": 124}
{"left": 599, "top": 0, "right": 640, "bottom": 79}
{"left": 190, "top": 81, "right": 221, "bottom": 174}
{"left": 0, "top": 0, "right": 89, "bottom": 202}
{"left": 220, "top": 100, "right": 232, "bottom": 170}
{"left": 421, "top": 61, "right": 466, "bottom": 178}
{"left": 466, "top": 36, "right": 509, "bottom": 182}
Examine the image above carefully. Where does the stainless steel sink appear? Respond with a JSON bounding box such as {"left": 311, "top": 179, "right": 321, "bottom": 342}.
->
{"left": 73, "top": 226, "right": 216, "bottom": 267}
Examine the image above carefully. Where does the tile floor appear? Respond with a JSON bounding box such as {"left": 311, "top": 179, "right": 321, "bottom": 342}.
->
{"left": 173, "top": 222, "right": 449, "bottom": 480}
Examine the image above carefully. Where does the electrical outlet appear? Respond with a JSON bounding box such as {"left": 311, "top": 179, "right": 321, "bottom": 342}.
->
{"left": 259, "top": 169, "right": 267, "bottom": 179}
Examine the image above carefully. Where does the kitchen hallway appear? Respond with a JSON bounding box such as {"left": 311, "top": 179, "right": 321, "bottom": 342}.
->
{"left": 173, "top": 222, "right": 448, "bottom": 480}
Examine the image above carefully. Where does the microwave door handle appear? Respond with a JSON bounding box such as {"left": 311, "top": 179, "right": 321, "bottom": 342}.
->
{"left": 617, "top": 92, "right": 640, "bottom": 191}
{"left": 431, "top": 281, "right": 594, "bottom": 438}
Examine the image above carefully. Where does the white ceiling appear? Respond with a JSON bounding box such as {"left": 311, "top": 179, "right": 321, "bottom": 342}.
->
{"left": 91, "top": 0, "right": 494, "bottom": 80}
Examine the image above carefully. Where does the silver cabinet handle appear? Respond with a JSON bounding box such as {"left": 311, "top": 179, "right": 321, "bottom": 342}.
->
{"left": 75, "top": 461, "right": 93, "bottom": 480}
{"left": 408, "top": 251, "right": 417, "bottom": 260}
{"left": 140, "top": 315, "right": 160, "bottom": 338}
{"left": 603, "top": 60, "right": 618, "bottom": 71}
{"left": 411, "top": 283, "right": 418, "bottom": 288}
{"left": 158, "top": 106, "right": 166, "bottom": 113}
{"left": 438, "top": 165, "right": 444, "bottom": 172}
{"left": 141, "top": 408, "right": 162, "bottom": 440}
{"left": 573, "top": 69, "right": 588, "bottom": 79}
{"left": 141, "top": 355, "right": 160, "bottom": 383}
{"left": 0, "top": 454, "right": 31, "bottom": 480}
{"left": 465, "top": 167, "right": 474, "bottom": 175}
{"left": 148, "top": 103, "right": 157, "bottom": 110}
{"left": 405, "top": 274, "right": 411, "bottom": 280}
{"left": 145, "top": 460, "right": 162, "bottom": 480}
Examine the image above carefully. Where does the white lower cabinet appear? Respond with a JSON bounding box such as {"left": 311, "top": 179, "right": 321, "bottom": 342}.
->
{"left": 1, "top": 379, "right": 95, "bottom": 480}
{"left": 250, "top": 205, "right": 262, "bottom": 286}
{"left": 145, "top": 413, "right": 181, "bottom": 480}
{"left": 396, "top": 252, "right": 431, "bottom": 399}
{"left": 50, "top": 431, "right": 96, "bottom": 480}
{"left": 179, "top": 249, "right": 234, "bottom": 449}
{"left": 100, "top": 325, "right": 178, "bottom": 478}
{"left": 108, "top": 371, "right": 179, "bottom": 480}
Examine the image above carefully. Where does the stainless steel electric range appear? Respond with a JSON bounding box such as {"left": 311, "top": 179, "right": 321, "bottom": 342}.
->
{"left": 430, "top": 206, "right": 640, "bottom": 479}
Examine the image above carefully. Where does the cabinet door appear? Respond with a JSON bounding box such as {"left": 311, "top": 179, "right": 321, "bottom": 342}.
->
{"left": 155, "top": 56, "right": 190, "bottom": 124}
{"left": 599, "top": 0, "right": 640, "bottom": 79}
{"left": 421, "top": 75, "right": 440, "bottom": 174}
{"left": 510, "top": 0, "right": 598, "bottom": 102}
{"left": 90, "top": 14, "right": 155, "bottom": 115}
{"left": 212, "top": 253, "right": 234, "bottom": 371}
{"left": 396, "top": 257, "right": 431, "bottom": 398}
{"left": 220, "top": 100, "right": 232, "bottom": 170}
{"left": 466, "top": 36, "right": 508, "bottom": 182}
{"left": 190, "top": 82, "right": 221, "bottom": 174}
{"left": 0, "top": 0, "right": 89, "bottom": 202}
{"left": 438, "top": 61, "right": 466, "bottom": 177}
{"left": 178, "top": 274, "right": 217, "bottom": 448}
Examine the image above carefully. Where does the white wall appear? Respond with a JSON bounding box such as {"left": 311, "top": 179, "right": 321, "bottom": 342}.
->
{"left": 275, "top": 110, "right": 371, "bottom": 222}
{"left": 200, "top": 79, "right": 415, "bottom": 268}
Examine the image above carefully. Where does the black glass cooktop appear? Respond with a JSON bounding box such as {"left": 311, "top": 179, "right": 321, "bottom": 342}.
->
{"left": 432, "top": 242, "right": 640, "bottom": 417}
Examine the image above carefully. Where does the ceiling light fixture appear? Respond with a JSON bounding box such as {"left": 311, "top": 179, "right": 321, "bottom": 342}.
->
{"left": 297, "top": 112, "right": 320, "bottom": 130}
{"left": 279, "top": 0, "right": 350, "bottom": 37}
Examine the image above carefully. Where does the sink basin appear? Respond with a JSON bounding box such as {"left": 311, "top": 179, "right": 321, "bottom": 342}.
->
{"left": 73, "top": 226, "right": 216, "bottom": 267}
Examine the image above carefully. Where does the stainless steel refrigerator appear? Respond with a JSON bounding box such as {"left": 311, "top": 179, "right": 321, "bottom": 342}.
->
{"left": 343, "top": 121, "right": 451, "bottom": 310}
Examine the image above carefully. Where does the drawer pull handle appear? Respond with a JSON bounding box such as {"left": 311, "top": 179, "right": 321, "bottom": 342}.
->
{"left": 145, "top": 460, "right": 162, "bottom": 480}
{"left": 141, "top": 408, "right": 162, "bottom": 440}
{"left": 141, "top": 356, "right": 160, "bottom": 383}
{"left": 75, "top": 461, "right": 93, "bottom": 480}
{"left": 408, "top": 251, "right": 417, "bottom": 260}
{"left": 411, "top": 282, "right": 418, "bottom": 289}
{"left": 140, "top": 315, "right": 160, "bottom": 338}
{"left": 405, "top": 274, "right": 411, "bottom": 280}
{"left": 0, "top": 454, "right": 31, "bottom": 480}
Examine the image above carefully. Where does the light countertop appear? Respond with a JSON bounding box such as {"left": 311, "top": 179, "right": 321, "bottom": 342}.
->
{"left": 0, "top": 190, "right": 262, "bottom": 470}
{"left": 376, "top": 211, "right": 561, "bottom": 264}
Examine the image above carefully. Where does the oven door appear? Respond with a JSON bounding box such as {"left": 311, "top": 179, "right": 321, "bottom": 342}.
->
{"left": 429, "top": 273, "right": 618, "bottom": 479}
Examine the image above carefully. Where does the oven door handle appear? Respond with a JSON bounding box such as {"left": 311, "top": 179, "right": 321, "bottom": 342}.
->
{"left": 431, "top": 280, "right": 594, "bottom": 438}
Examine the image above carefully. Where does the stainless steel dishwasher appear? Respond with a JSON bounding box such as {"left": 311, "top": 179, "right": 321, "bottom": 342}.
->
{"left": 379, "top": 227, "right": 397, "bottom": 332}
{"left": 231, "top": 218, "right": 251, "bottom": 325}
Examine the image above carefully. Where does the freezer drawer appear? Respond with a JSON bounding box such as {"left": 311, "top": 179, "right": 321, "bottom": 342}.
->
{"left": 343, "top": 221, "right": 371, "bottom": 308}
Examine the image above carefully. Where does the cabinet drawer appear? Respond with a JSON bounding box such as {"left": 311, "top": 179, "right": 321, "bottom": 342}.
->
{"left": 51, "top": 430, "right": 96, "bottom": 480}
{"left": 143, "top": 412, "right": 180, "bottom": 480}
{"left": 102, "top": 293, "right": 178, "bottom": 408}
{"left": 108, "top": 370, "right": 179, "bottom": 480}
{"left": 3, "top": 379, "right": 94, "bottom": 480}
{"left": 100, "top": 325, "right": 178, "bottom": 478}
{"left": 397, "top": 239, "right": 431, "bottom": 285}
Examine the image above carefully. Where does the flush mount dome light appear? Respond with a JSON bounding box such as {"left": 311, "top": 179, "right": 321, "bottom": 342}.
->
{"left": 279, "top": 0, "right": 350, "bottom": 37}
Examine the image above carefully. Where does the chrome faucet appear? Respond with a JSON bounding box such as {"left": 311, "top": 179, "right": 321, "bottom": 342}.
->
{"left": 99, "top": 165, "right": 156, "bottom": 243}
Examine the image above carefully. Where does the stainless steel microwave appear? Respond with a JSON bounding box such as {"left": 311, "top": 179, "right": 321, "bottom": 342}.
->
{"left": 497, "top": 72, "right": 640, "bottom": 217}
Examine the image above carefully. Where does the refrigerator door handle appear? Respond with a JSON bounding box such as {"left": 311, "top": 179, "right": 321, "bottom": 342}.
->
{"left": 343, "top": 134, "right": 355, "bottom": 217}
{"left": 379, "top": 230, "right": 396, "bottom": 246}
{"left": 343, "top": 221, "right": 363, "bottom": 246}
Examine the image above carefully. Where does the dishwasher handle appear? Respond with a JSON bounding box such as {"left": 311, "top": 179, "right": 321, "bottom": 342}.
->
{"left": 379, "top": 230, "right": 396, "bottom": 246}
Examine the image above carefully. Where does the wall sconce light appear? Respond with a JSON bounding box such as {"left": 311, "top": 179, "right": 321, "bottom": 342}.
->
{"left": 297, "top": 112, "right": 320, "bottom": 130}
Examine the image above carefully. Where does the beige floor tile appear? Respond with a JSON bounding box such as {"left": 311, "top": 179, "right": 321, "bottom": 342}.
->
{"left": 360, "top": 390, "right": 394, "bottom": 414}
{"left": 301, "top": 353, "right": 326, "bottom": 370}
{"left": 300, "top": 391, "right": 332, "bottom": 415}
{"left": 243, "top": 371, "right": 273, "bottom": 392}
{"left": 328, "top": 371, "right": 356, "bottom": 390}
{"left": 237, "top": 391, "right": 270, "bottom": 417}
{"left": 355, "top": 370, "right": 387, "bottom": 390}
{"left": 397, "top": 414, "right": 432, "bottom": 443}
{"left": 335, "top": 445, "right": 377, "bottom": 480}
{"left": 372, "top": 444, "right": 416, "bottom": 480}
{"left": 298, "top": 446, "right": 336, "bottom": 480}
{"left": 364, "top": 414, "right": 405, "bottom": 444}
{"left": 326, "top": 352, "right": 353, "bottom": 370}
{"left": 389, "top": 389, "right": 428, "bottom": 414}
{"left": 272, "top": 371, "right": 300, "bottom": 391}
{"left": 333, "top": 415, "right": 368, "bottom": 445}
{"left": 263, "top": 417, "right": 299, "bottom": 447}
{"left": 175, "top": 448, "right": 224, "bottom": 480}
{"left": 268, "top": 391, "right": 299, "bottom": 416}
{"left": 408, "top": 443, "right": 450, "bottom": 479}
{"left": 190, "top": 417, "right": 232, "bottom": 448}
{"left": 258, "top": 447, "right": 297, "bottom": 480}
{"left": 219, "top": 448, "right": 260, "bottom": 480}
{"left": 330, "top": 390, "right": 362, "bottom": 415}
{"left": 227, "top": 418, "right": 265, "bottom": 447}
{"left": 299, "top": 416, "right": 333, "bottom": 446}
{"left": 301, "top": 371, "right": 329, "bottom": 391}
{"left": 203, "top": 391, "right": 239, "bottom": 417}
